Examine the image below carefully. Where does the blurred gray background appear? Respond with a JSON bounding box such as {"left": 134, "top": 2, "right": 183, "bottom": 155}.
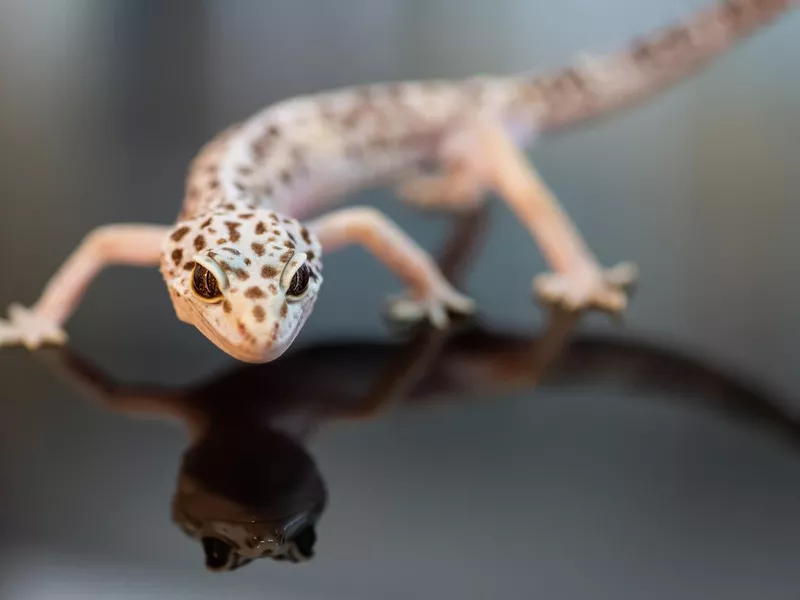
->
{"left": 1, "top": 1, "right": 799, "bottom": 599}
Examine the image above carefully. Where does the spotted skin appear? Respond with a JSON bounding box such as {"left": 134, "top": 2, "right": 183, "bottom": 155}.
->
{"left": 161, "top": 205, "right": 323, "bottom": 362}
{"left": 0, "top": 0, "right": 794, "bottom": 361}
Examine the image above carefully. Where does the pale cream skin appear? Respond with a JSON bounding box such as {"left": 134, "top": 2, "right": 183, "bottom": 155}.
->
{"left": 0, "top": 0, "right": 794, "bottom": 363}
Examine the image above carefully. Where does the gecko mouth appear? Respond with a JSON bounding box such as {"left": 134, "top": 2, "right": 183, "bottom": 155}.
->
{"left": 198, "top": 319, "right": 281, "bottom": 363}
{"left": 179, "top": 300, "right": 280, "bottom": 363}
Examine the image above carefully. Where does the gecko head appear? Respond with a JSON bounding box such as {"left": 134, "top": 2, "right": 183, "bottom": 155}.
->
{"left": 172, "top": 427, "right": 325, "bottom": 570}
{"left": 161, "top": 209, "right": 323, "bottom": 363}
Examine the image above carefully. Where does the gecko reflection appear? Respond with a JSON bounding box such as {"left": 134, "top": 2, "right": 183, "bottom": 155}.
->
{"left": 43, "top": 210, "right": 800, "bottom": 572}
{"left": 49, "top": 306, "right": 800, "bottom": 572}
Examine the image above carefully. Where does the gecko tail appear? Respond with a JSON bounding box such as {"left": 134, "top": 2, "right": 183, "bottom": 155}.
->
{"left": 512, "top": 0, "right": 796, "bottom": 133}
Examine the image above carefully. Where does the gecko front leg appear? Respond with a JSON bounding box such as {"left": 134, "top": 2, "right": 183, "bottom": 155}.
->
{"left": 306, "top": 207, "right": 475, "bottom": 328}
{"left": 471, "top": 115, "right": 637, "bottom": 312}
{"left": 0, "top": 224, "right": 170, "bottom": 350}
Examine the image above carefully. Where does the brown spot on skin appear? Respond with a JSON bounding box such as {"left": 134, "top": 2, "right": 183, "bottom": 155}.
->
{"left": 272, "top": 245, "right": 284, "bottom": 252}
{"left": 267, "top": 236, "right": 277, "bottom": 243}
{"left": 306, "top": 251, "right": 316, "bottom": 261}
{"left": 279, "top": 250, "right": 293, "bottom": 263}
{"left": 631, "top": 38, "right": 655, "bottom": 63}
{"left": 373, "top": 135, "right": 390, "bottom": 150}
{"left": 284, "top": 240, "right": 295, "bottom": 249}
{"left": 209, "top": 179, "right": 220, "bottom": 190}
{"left": 269, "top": 214, "right": 280, "bottom": 223}
{"left": 661, "top": 25, "right": 692, "bottom": 49}
{"left": 255, "top": 222, "right": 267, "bottom": 235}
{"left": 244, "top": 258, "right": 252, "bottom": 265}
{"left": 224, "top": 203, "right": 237, "bottom": 211}
{"left": 222, "top": 299, "right": 232, "bottom": 314}
{"left": 269, "top": 284, "right": 278, "bottom": 294}
{"left": 300, "top": 227, "right": 312, "bottom": 244}
{"left": 200, "top": 217, "right": 213, "bottom": 229}
{"left": 341, "top": 109, "right": 360, "bottom": 129}
{"left": 208, "top": 228, "right": 218, "bottom": 235}
{"left": 233, "top": 269, "right": 249, "bottom": 281}
{"left": 723, "top": 0, "right": 745, "bottom": 18}
{"left": 280, "top": 302, "right": 288, "bottom": 318}
{"left": 282, "top": 218, "right": 292, "bottom": 225}
{"left": 261, "top": 265, "right": 280, "bottom": 278}
{"left": 553, "top": 68, "right": 585, "bottom": 92}
{"left": 239, "top": 213, "right": 254, "bottom": 219}
{"left": 217, "top": 238, "right": 227, "bottom": 245}
{"left": 171, "top": 226, "right": 191, "bottom": 242}
{"left": 253, "top": 305, "right": 266, "bottom": 322}
{"left": 225, "top": 248, "right": 241, "bottom": 256}
{"left": 245, "top": 286, "right": 266, "bottom": 299}
{"left": 290, "top": 146, "right": 307, "bottom": 167}
{"left": 225, "top": 222, "right": 242, "bottom": 243}
{"left": 194, "top": 235, "right": 206, "bottom": 251}
{"left": 252, "top": 140, "right": 267, "bottom": 160}
{"left": 267, "top": 124, "right": 280, "bottom": 137}
{"left": 171, "top": 249, "right": 183, "bottom": 265}
{"left": 238, "top": 321, "right": 249, "bottom": 336}
{"left": 252, "top": 242, "right": 266, "bottom": 256}
{"left": 183, "top": 261, "right": 196, "bottom": 271}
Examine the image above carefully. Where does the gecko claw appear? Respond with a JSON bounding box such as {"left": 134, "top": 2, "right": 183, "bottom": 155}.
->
{"left": 0, "top": 304, "right": 68, "bottom": 350}
{"left": 385, "top": 286, "right": 476, "bottom": 329}
{"left": 533, "top": 261, "right": 638, "bottom": 314}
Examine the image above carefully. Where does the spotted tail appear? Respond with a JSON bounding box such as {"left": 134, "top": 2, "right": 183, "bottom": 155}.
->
{"left": 512, "top": 0, "right": 796, "bottom": 132}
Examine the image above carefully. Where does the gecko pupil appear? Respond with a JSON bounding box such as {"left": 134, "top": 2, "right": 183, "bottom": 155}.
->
{"left": 192, "top": 264, "right": 222, "bottom": 300}
{"left": 287, "top": 264, "right": 311, "bottom": 297}
{"left": 202, "top": 537, "right": 233, "bottom": 570}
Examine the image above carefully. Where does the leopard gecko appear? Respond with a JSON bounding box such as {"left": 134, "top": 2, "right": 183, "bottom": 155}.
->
{"left": 0, "top": 0, "right": 795, "bottom": 363}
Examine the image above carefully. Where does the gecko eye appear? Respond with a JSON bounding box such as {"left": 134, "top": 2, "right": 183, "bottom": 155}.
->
{"left": 286, "top": 263, "right": 311, "bottom": 299}
{"left": 202, "top": 537, "right": 235, "bottom": 570}
{"left": 191, "top": 263, "right": 223, "bottom": 303}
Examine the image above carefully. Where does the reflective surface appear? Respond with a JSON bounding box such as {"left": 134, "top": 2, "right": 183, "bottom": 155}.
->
{"left": 2, "top": 2, "right": 800, "bottom": 598}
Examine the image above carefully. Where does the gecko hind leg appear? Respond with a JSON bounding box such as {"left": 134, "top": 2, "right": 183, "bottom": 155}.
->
{"left": 395, "top": 124, "right": 494, "bottom": 213}
{"left": 456, "top": 113, "right": 637, "bottom": 313}
{"left": 395, "top": 161, "right": 485, "bottom": 213}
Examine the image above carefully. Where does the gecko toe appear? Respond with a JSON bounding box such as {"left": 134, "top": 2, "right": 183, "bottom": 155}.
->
{"left": 385, "top": 287, "right": 474, "bottom": 328}
{"left": 605, "top": 262, "right": 638, "bottom": 287}
{"left": 533, "top": 262, "right": 637, "bottom": 315}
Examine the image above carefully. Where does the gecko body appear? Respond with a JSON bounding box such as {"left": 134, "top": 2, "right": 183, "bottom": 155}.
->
{"left": 1, "top": 0, "right": 795, "bottom": 363}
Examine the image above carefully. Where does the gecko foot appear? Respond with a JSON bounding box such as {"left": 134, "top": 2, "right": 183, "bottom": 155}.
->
{"left": 385, "top": 285, "right": 476, "bottom": 329}
{"left": 0, "top": 304, "right": 68, "bottom": 350}
{"left": 533, "top": 262, "right": 638, "bottom": 313}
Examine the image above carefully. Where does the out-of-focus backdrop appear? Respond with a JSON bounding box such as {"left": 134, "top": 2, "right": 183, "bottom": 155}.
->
{"left": 1, "top": 1, "right": 799, "bottom": 599}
